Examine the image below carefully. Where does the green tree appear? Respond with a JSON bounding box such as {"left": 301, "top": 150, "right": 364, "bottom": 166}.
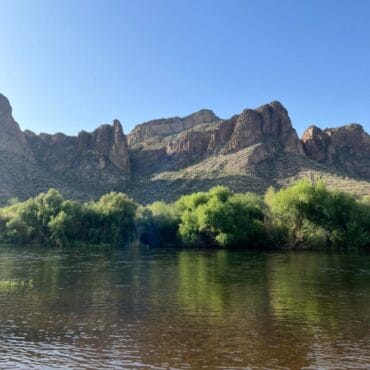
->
{"left": 265, "top": 180, "right": 370, "bottom": 250}
{"left": 48, "top": 200, "right": 91, "bottom": 245}
{"left": 177, "top": 186, "right": 266, "bottom": 248}
{"left": 137, "top": 201, "right": 180, "bottom": 247}
{"left": 4, "top": 189, "right": 64, "bottom": 245}
{"left": 88, "top": 192, "right": 137, "bottom": 245}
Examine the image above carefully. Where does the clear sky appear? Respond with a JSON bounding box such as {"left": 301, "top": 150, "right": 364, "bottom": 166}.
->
{"left": 0, "top": 0, "right": 369, "bottom": 136}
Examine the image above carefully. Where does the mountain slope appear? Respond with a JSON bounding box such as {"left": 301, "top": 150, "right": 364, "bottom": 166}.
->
{"left": 0, "top": 92, "right": 369, "bottom": 204}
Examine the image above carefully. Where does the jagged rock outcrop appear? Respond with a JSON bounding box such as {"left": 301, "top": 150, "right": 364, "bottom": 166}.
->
{"left": 301, "top": 125, "right": 333, "bottom": 161}
{"left": 302, "top": 123, "right": 370, "bottom": 161}
{"left": 224, "top": 101, "right": 304, "bottom": 155}
{"left": 25, "top": 119, "right": 130, "bottom": 175}
{"left": 77, "top": 119, "right": 130, "bottom": 172}
{"left": 0, "top": 91, "right": 369, "bottom": 203}
{"left": 129, "top": 101, "right": 304, "bottom": 174}
{"left": 0, "top": 93, "right": 130, "bottom": 178}
{"left": 302, "top": 123, "right": 370, "bottom": 178}
{"left": 128, "top": 109, "right": 218, "bottom": 147}
{"left": 0, "top": 93, "right": 33, "bottom": 159}
{"left": 326, "top": 124, "right": 370, "bottom": 155}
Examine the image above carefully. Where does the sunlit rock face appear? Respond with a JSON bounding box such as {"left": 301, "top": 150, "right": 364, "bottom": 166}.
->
{"left": 301, "top": 125, "right": 333, "bottom": 162}
{"left": 0, "top": 91, "right": 369, "bottom": 203}
{"left": 0, "top": 93, "right": 130, "bottom": 176}
{"left": 302, "top": 123, "right": 370, "bottom": 162}
{"left": 0, "top": 93, "right": 33, "bottom": 159}
{"left": 223, "top": 101, "right": 304, "bottom": 155}
{"left": 128, "top": 101, "right": 304, "bottom": 174}
{"left": 325, "top": 124, "right": 370, "bottom": 155}
{"left": 301, "top": 123, "right": 370, "bottom": 177}
{"left": 128, "top": 109, "right": 218, "bottom": 147}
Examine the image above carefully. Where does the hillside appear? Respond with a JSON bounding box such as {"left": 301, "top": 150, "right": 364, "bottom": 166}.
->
{"left": 0, "top": 93, "right": 369, "bottom": 204}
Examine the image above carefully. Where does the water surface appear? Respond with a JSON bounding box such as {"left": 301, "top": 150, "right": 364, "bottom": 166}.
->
{"left": 0, "top": 247, "right": 369, "bottom": 369}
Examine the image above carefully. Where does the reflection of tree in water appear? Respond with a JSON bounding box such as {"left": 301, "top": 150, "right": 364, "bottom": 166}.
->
{"left": 176, "top": 250, "right": 267, "bottom": 315}
{"left": 163, "top": 250, "right": 312, "bottom": 369}
{"left": 267, "top": 252, "right": 370, "bottom": 368}
{"left": 0, "top": 247, "right": 369, "bottom": 369}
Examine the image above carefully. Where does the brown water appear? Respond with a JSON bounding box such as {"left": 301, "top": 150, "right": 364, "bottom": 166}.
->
{"left": 0, "top": 247, "right": 369, "bottom": 369}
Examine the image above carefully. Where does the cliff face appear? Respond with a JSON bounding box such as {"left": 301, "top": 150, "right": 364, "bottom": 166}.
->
{"left": 0, "top": 94, "right": 131, "bottom": 201}
{"left": 301, "top": 123, "right": 370, "bottom": 177}
{"left": 302, "top": 124, "right": 370, "bottom": 161}
{"left": 0, "top": 93, "right": 130, "bottom": 177}
{"left": 302, "top": 123, "right": 370, "bottom": 158}
{"left": 128, "top": 109, "right": 218, "bottom": 147}
{"left": 129, "top": 101, "right": 304, "bottom": 174}
{"left": 0, "top": 92, "right": 369, "bottom": 203}
{"left": 301, "top": 125, "right": 333, "bottom": 162}
{"left": 223, "top": 101, "right": 304, "bottom": 155}
{"left": 25, "top": 119, "right": 130, "bottom": 174}
{"left": 0, "top": 93, "right": 33, "bottom": 159}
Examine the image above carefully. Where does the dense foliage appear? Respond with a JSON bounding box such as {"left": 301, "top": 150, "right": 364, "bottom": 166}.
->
{"left": 175, "top": 186, "right": 266, "bottom": 248}
{"left": 0, "top": 181, "right": 369, "bottom": 250}
{"left": 136, "top": 201, "right": 180, "bottom": 247}
{"left": 265, "top": 180, "right": 370, "bottom": 250}
{"left": 0, "top": 190, "right": 137, "bottom": 246}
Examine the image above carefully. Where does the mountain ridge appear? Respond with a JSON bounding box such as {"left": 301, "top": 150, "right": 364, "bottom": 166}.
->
{"left": 0, "top": 92, "right": 369, "bottom": 203}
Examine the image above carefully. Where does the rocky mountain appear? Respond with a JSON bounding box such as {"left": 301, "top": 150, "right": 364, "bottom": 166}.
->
{"left": 25, "top": 120, "right": 130, "bottom": 175}
{"left": 0, "top": 92, "right": 369, "bottom": 203}
{"left": 302, "top": 124, "right": 370, "bottom": 178}
{"left": 128, "top": 101, "right": 304, "bottom": 175}
{"left": 0, "top": 94, "right": 33, "bottom": 159}
{"left": 0, "top": 93, "right": 130, "bottom": 201}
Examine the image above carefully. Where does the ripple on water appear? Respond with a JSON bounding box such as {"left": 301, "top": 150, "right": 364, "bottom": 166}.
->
{"left": 0, "top": 248, "right": 369, "bottom": 369}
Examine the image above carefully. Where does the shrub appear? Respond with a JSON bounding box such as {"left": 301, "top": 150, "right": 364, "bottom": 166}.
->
{"left": 176, "top": 186, "right": 266, "bottom": 248}
{"left": 137, "top": 201, "right": 180, "bottom": 247}
{"left": 265, "top": 180, "right": 370, "bottom": 250}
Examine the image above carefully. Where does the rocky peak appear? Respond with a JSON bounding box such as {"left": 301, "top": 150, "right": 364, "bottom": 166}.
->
{"left": 0, "top": 93, "right": 12, "bottom": 117}
{"left": 301, "top": 125, "right": 333, "bottom": 161}
{"left": 88, "top": 119, "right": 130, "bottom": 172}
{"left": 225, "top": 101, "right": 304, "bottom": 155}
{"left": 0, "top": 93, "right": 33, "bottom": 159}
{"left": 325, "top": 124, "right": 370, "bottom": 153}
{"left": 128, "top": 109, "right": 218, "bottom": 147}
{"left": 257, "top": 101, "right": 293, "bottom": 135}
{"left": 181, "top": 109, "right": 218, "bottom": 127}
{"left": 26, "top": 120, "right": 131, "bottom": 174}
{"left": 130, "top": 101, "right": 305, "bottom": 175}
{"left": 302, "top": 123, "right": 370, "bottom": 162}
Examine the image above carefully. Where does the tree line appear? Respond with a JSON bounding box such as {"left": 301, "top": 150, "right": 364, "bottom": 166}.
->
{"left": 0, "top": 180, "right": 369, "bottom": 250}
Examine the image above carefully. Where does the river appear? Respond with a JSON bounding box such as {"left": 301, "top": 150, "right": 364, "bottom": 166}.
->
{"left": 0, "top": 246, "right": 369, "bottom": 369}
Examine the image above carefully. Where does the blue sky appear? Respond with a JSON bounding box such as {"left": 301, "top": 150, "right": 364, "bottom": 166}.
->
{"left": 0, "top": 0, "right": 369, "bottom": 136}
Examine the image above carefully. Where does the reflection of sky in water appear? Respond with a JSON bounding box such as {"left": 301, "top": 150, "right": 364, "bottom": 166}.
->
{"left": 0, "top": 247, "right": 369, "bottom": 369}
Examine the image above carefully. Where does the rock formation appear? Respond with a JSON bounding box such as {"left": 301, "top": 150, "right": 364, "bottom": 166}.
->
{"left": 224, "top": 101, "right": 304, "bottom": 155}
{"left": 302, "top": 123, "right": 370, "bottom": 161}
{"left": 25, "top": 119, "right": 130, "bottom": 174}
{"left": 23, "top": 122, "right": 131, "bottom": 189}
{"left": 0, "top": 92, "right": 369, "bottom": 203}
{"left": 128, "top": 109, "right": 218, "bottom": 147}
{"left": 0, "top": 93, "right": 33, "bottom": 159}
{"left": 0, "top": 93, "right": 130, "bottom": 178}
{"left": 129, "top": 101, "right": 304, "bottom": 174}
